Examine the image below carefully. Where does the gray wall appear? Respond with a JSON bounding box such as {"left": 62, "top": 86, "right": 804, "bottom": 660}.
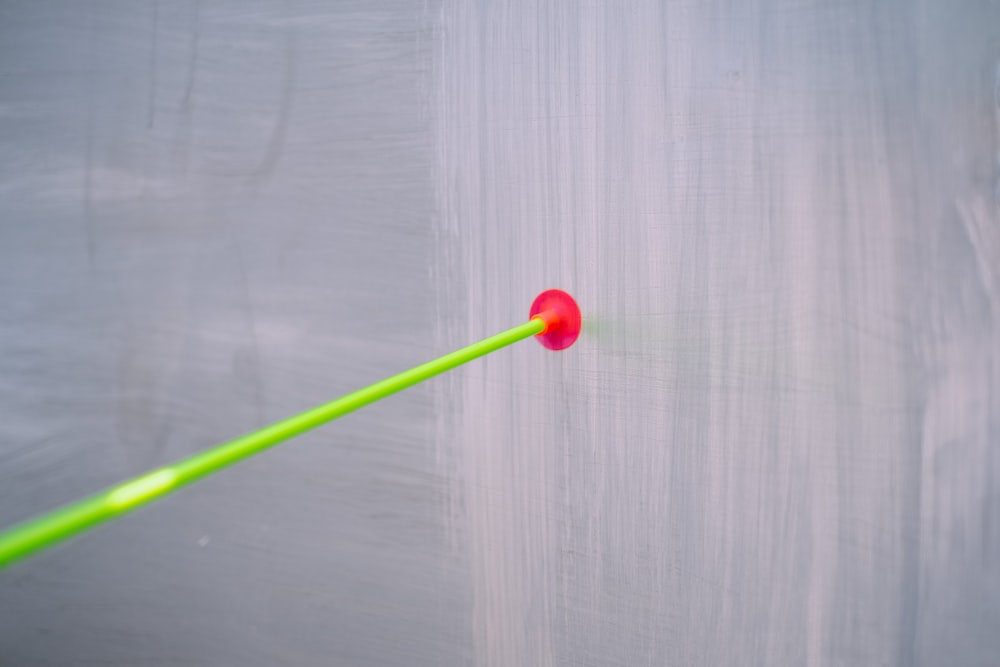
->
{"left": 1, "top": 1, "right": 998, "bottom": 665}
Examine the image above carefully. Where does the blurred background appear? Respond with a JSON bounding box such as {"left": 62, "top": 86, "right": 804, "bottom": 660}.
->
{"left": 1, "top": 1, "right": 998, "bottom": 664}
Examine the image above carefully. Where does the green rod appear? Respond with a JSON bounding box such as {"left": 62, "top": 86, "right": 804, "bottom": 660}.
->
{"left": 0, "top": 317, "right": 546, "bottom": 571}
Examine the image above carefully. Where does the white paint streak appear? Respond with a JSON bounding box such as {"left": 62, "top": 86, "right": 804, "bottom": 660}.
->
{"left": 432, "top": 1, "right": 998, "bottom": 665}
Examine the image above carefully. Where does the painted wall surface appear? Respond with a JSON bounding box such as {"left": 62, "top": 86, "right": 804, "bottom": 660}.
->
{"left": 1, "top": 1, "right": 999, "bottom": 665}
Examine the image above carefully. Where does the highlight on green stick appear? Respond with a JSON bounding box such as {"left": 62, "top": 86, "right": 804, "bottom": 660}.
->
{"left": 0, "top": 289, "right": 581, "bottom": 571}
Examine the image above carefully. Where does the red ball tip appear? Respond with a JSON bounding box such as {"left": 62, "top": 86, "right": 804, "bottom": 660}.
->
{"left": 529, "top": 289, "right": 581, "bottom": 351}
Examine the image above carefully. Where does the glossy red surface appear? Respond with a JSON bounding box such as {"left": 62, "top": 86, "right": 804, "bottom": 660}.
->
{"left": 529, "top": 289, "right": 581, "bottom": 351}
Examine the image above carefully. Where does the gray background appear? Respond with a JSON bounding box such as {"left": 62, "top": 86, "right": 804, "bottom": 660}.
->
{"left": 1, "top": 1, "right": 998, "bottom": 665}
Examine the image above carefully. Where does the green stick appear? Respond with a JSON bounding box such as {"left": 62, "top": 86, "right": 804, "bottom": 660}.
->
{"left": 0, "top": 317, "right": 546, "bottom": 570}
